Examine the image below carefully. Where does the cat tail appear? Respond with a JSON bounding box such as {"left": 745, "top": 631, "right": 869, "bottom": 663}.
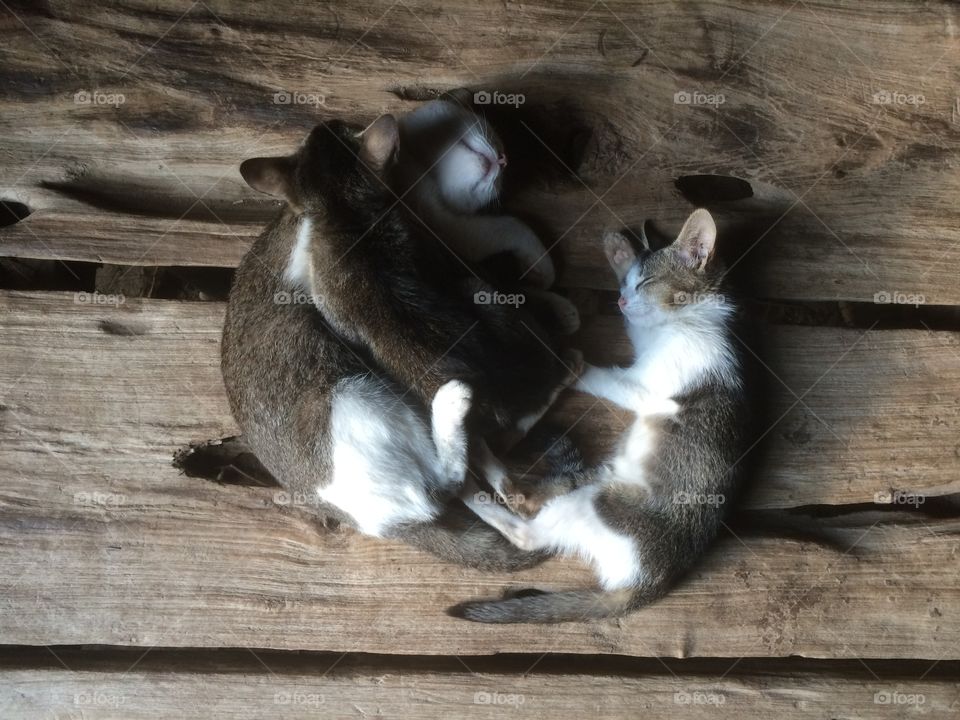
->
{"left": 394, "top": 504, "right": 547, "bottom": 573}
{"left": 448, "top": 584, "right": 661, "bottom": 624}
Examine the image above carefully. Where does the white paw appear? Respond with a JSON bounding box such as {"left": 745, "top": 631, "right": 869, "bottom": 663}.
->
{"left": 432, "top": 380, "right": 472, "bottom": 428}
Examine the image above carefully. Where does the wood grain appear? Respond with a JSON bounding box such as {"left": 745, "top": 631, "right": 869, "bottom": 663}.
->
{"left": 0, "top": 489, "right": 957, "bottom": 658}
{"left": 1, "top": 291, "right": 959, "bottom": 658}
{"left": 3, "top": 652, "right": 960, "bottom": 719}
{"left": 1, "top": 291, "right": 958, "bottom": 510}
{"left": 1, "top": 1, "right": 959, "bottom": 302}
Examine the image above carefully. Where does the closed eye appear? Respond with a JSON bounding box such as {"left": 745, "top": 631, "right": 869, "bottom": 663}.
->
{"left": 634, "top": 277, "right": 653, "bottom": 291}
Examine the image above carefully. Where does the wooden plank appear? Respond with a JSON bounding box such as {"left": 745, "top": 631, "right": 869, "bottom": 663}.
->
{"left": 1, "top": 1, "right": 959, "bottom": 302}
{"left": 2, "top": 485, "right": 958, "bottom": 658}
{"left": 1, "top": 291, "right": 958, "bottom": 509}
{"left": 1, "top": 291, "right": 959, "bottom": 658}
{"left": 3, "top": 652, "right": 960, "bottom": 719}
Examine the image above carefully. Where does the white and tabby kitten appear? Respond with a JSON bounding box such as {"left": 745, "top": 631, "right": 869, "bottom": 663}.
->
{"left": 454, "top": 209, "right": 751, "bottom": 622}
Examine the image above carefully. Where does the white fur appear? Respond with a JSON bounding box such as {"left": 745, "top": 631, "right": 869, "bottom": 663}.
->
{"left": 319, "top": 377, "right": 469, "bottom": 537}
{"left": 463, "top": 482, "right": 642, "bottom": 590}
{"left": 430, "top": 380, "right": 472, "bottom": 485}
{"left": 436, "top": 130, "right": 500, "bottom": 212}
{"left": 619, "top": 264, "right": 739, "bottom": 393}
{"left": 284, "top": 216, "right": 313, "bottom": 288}
{"left": 399, "top": 99, "right": 556, "bottom": 287}
{"left": 526, "top": 486, "right": 642, "bottom": 589}
{"left": 401, "top": 100, "right": 501, "bottom": 213}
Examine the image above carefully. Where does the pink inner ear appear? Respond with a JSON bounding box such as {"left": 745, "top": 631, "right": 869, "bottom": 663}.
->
{"left": 682, "top": 246, "right": 701, "bottom": 266}
{"left": 679, "top": 232, "right": 709, "bottom": 268}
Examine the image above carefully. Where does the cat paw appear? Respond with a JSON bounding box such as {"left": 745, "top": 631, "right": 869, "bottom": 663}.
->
{"left": 432, "top": 380, "right": 473, "bottom": 428}
{"left": 551, "top": 295, "right": 581, "bottom": 335}
{"left": 560, "top": 348, "right": 585, "bottom": 386}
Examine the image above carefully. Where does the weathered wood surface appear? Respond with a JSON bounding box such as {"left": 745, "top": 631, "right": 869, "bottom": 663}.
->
{"left": 3, "top": 492, "right": 958, "bottom": 658}
{"left": 4, "top": 652, "right": 960, "bottom": 719}
{"left": 1, "top": 291, "right": 959, "bottom": 658}
{"left": 2, "top": 291, "right": 957, "bottom": 509}
{"left": 2, "top": 0, "right": 960, "bottom": 302}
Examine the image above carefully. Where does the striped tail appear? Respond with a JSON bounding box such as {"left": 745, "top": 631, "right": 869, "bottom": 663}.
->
{"left": 448, "top": 587, "right": 646, "bottom": 624}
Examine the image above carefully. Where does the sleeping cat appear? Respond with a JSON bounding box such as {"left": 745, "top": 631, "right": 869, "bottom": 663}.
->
{"left": 221, "top": 119, "right": 551, "bottom": 571}
{"left": 289, "top": 115, "right": 578, "bottom": 450}
{"left": 396, "top": 91, "right": 555, "bottom": 287}
{"left": 452, "top": 209, "right": 751, "bottom": 621}
{"left": 395, "top": 92, "right": 579, "bottom": 335}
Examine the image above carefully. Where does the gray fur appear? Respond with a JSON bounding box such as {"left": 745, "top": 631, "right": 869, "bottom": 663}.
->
{"left": 222, "top": 121, "right": 543, "bottom": 570}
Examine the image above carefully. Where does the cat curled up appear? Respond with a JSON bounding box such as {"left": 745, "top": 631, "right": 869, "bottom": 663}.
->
{"left": 396, "top": 90, "right": 556, "bottom": 288}
{"left": 222, "top": 117, "right": 575, "bottom": 571}
{"left": 453, "top": 209, "right": 752, "bottom": 622}
{"left": 395, "top": 92, "right": 581, "bottom": 337}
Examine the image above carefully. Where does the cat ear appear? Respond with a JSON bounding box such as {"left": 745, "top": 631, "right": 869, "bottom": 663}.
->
{"left": 638, "top": 221, "right": 652, "bottom": 252}
{"left": 360, "top": 114, "right": 399, "bottom": 172}
{"left": 603, "top": 230, "right": 637, "bottom": 282}
{"left": 240, "top": 155, "right": 297, "bottom": 204}
{"left": 673, "top": 208, "right": 717, "bottom": 271}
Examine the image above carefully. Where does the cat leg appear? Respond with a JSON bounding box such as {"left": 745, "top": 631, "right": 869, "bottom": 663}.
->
{"left": 461, "top": 477, "right": 540, "bottom": 551}
{"left": 523, "top": 289, "right": 581, "bottom": 336}
{"left": 574, "top": 364, "right": 641, "bottom": 409}
{"left": 513, "top": 348, "right": 584, "bottom": 436}
{"left": 462, "top": 475, "right": 588, "bottom": 554}
{"left": 472, "top": 437, "right": 517, "bottom": 506}
{"left": 441, "top": 213, "right": 555, "bottom": 288}
{"left": 576, "top": 366, "right": 680, "bottom": 416}
{"left": 430, "top": 380, "right": 473, "bottom": 489}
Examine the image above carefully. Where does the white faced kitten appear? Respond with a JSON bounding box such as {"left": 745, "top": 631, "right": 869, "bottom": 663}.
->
{"left": 396, "top": 94, "right": 553, "bottom": 284}
{"left": 453, "top": 209, "right": 751, "bottom": 622}
{"left": 396, "top": 92, "right": 579, "bottom": 332}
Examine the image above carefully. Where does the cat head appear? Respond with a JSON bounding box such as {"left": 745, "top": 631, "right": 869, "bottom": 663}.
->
{"left": 605, "top": 209, "right": 726, "bottom": 327}
{"left": 398, "top": 90, "right": 507, "bottom": 213}
{"left": 239, "top": 116, "right": 399, "bottom": 214}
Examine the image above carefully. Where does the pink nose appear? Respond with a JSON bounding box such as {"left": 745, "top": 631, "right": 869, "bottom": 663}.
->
{"left": 497, "top": 154, "right": 507, "bottom": 167}
{"left": 618, "top": 296, "right": 627, "bottom": 309}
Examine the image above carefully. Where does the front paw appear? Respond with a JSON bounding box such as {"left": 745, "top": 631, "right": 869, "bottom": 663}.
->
{"left": 432, "top": 380, "right": 473, "bottom": 427}
{"left": 560, "top": 349, "right": 585, "bottom": 387}
{"left": 550, "top": 295, "right": 581, "bottom": 335}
